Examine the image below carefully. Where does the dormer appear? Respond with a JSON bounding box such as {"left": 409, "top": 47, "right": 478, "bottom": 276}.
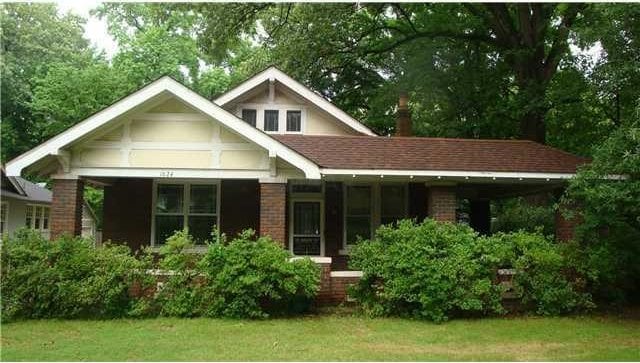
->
{"left": 215, "top": 67, "right": 376, "bottom": 137}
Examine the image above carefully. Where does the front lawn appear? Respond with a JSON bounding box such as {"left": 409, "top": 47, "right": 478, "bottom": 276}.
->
{"left": 2, "top": 315, "right": 639, "bottom": 361}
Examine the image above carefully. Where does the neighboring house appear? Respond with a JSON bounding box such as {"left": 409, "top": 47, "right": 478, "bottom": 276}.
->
{"left": 5, "top": 67, "right": 586, "bottom": 300}
{"left": 1, "top": 168, "right": 98, "bottom": 241}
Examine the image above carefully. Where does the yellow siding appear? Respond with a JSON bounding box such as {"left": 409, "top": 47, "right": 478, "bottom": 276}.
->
{"left": 148, "top": 98, "right": 197, "bottom": 113}
{"left": 129, "top": 150, "right": 212, "bottom": 168}
{"left": 130, "top": 120, "right": 213, "bottom": 142}
{"left": 220, "top": 150, "right": 267, "bottom": 169}
{"left": 73, "top": 148, "right": 121, "bottom": 167}
{"left": 97, "top": 126, "right": 123, "bottom": 141}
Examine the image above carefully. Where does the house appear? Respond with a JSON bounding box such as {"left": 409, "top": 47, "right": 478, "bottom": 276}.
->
{"left": 5, "top": 67, "right": 586, "bottom": 302}
{"left": 1, "top": 167, "right": 99, "bottom": 241}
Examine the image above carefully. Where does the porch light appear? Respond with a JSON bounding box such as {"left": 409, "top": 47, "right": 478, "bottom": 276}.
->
{"left": 519, "top": 177, "right": 523, "bottom": 181}
{"left": 464, "top": 176, "right": 469, "bottom": 180}
{"left": 380, "top": 175, "right": 384, "bottom": 178}
{"left": 492, "top": 177, "right": 496, "bottom": 180}
{"left": 437, "top": 176, "right": 442, "bottom": 179}
{"left": 546, "top": 178, "right": 550, "bottom": 181}
{"left": 352, "top": 174, "right": 356, "bottom": 178}
{"left": 409, "top": 175, "right": 414, "bottom": 179}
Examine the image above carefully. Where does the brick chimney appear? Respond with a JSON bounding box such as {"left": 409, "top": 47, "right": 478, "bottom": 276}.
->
{"left": 395, "top": 92, "right": 412, "bottom": 136}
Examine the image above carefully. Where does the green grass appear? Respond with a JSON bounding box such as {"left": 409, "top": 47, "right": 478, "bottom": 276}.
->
{"left": 2, "top": 314, "right": 639, "bottom": 361}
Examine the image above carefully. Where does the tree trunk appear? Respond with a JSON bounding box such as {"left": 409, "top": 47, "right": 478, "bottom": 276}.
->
{"left": 520, "top": 108, "right": 546, "bottom": 143}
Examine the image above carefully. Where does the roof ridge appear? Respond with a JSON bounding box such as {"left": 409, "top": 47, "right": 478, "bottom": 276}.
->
{"left": 274, "top": 134, "right": 537, "bottom": 143}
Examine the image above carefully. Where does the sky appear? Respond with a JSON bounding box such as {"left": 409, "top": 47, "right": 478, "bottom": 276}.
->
{"left": 57, "top": 0, "right": 118, "bottom": 58}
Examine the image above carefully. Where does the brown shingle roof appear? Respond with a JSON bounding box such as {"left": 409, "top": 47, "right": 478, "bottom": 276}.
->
{"left": 273, "top": 135, "right": 589, "bottom": 174}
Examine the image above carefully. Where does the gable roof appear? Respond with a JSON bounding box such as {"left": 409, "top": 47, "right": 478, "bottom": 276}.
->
{"left": 214, "top": 66, "right": 377, "bottom": 136}
{"left": 5, "top": 76, "right": 321, "bottom": 179}
{"left": 1, "top": 168, "right": 52, "bottom": 203}
{"left": 273, "top": 135, "right": 589, "bottom": 178}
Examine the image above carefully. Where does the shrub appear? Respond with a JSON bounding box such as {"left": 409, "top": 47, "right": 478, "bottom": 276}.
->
{"left": 487, "top": 231, "right": 594, "bottom": 315}
{"left": 349, "top": 219, "right": 505, "bottom": 322}
{"left": 1, "top": 229, "right": 146, "bottom": 320}
{"left": 491, "top": 197, "right": 555, "bottom": 236}
{"left": 198, "top": 230, "right": 320, "bottom": 318}
{"left": 151, "top": 230, "right": 204, "bottom": 317}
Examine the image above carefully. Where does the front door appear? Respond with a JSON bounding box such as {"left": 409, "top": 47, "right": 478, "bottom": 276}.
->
{"left": 291, "top": 200, "right": 322, "bottom": 256}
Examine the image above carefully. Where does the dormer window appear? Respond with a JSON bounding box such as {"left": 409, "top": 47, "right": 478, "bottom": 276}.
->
{"left": 286, "top": 110, "right": 302, "bottom": 132}
{"left": 241, "top": 109, "right": 257, "bottom": 127}
{"left": 264, "top": 110, "right": 279, "bottom": 132}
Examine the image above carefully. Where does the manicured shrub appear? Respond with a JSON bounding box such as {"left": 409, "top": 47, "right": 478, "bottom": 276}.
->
{"left": 1, "top": 229, "right": 146, "bottom": 320}
{"left": 349, "top": 219, "right": 505, "bottom": 322}
{"left": 198, "top": 230, "right": 320, "bottom": 318}
{"left": 487, "top": 231, "right": 594, "bottom": 315}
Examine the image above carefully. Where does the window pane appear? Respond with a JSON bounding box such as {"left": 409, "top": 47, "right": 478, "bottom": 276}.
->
{"left": 190, "top": 185, "right": 216, "bottom": 214}
{"left": 286, "top": 110, "right": 301, "bottom": 132}
{"left": 381, "top": 185, "right": 406, "bottom": 220}
{"left": 155, "top": 215, "right": 184, "bottom": 245}
{"left": 42, "top": 208, "right": 49, "bottom": 230}
{"left": 156, "top": 185, "right": 184, "bottom": 213}
{"left": 293, "top": 202, "right": 320, "bottom": 235}
{"left": 347, "top": 186, "right": 371, "bottom": 215}
{"left": 346, "top": 216, "right": 371, "bottom": 244}
{"left": 264, "top": 110, "right": 279, "bottom": 131}
{"left": 188, "top": 215, "right": 216, "bottom": 245}
{"left": 241, "top": 109, "right": 257, "bottom": 127}
{"left": 25, "top": 205, "right": 33, "bottom": 227}
{"left": 35, "top": 206, "right": 42, "bottom": 230}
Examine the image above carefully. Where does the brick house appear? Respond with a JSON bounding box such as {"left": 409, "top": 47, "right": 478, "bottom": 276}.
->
{"left": 5, "top": 67, "right": 587, "bottom": 302}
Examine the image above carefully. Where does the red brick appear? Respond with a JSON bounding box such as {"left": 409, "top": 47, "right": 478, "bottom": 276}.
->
{"left": 50, "top": 179, "right": 84, "bottom": 239}
{"left": 427, "top": 186, "right": 457, "bottom": 222}
{"left": 259, "top": 182, "right": 286, "bottom": 245}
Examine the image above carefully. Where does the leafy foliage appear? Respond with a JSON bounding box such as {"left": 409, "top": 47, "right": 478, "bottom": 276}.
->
{"left": 491, "top": 197, "right": 556, "bottom": 236}
{"left": 1, "top": 229, "right": 147, "bottom": 320}
{"left": 349, "top": 219, "right": 505, "bottom": 322}
{"left": 350, "top": 219, "right": 593, "bottom": 321}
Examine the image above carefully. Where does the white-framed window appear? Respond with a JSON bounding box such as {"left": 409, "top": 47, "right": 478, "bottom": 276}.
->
{"left": 25, "top": 204, "right": 50, "bottom": 232}
{"left": 264, "top": 109, "right": 279, "bottom": 132}
{"left": 238, "top": 104, "right": 305, "bottom": 134}
{"left": 286, "top": 110, "right": 302, "bottom": 132}
{"left": 241, "top": 109, "right": 257, "bottom": 127}
{"left": 344, "top": 185, "right": 373, "bottom": 247}
{"left": 342, "top": 183, "right": 408, "bottom": 251}
{"left": 152, "top": 181, "right": 220, "bottom": 246}
{"left": 1, "top": 202, "right": 8, "bottom": 235}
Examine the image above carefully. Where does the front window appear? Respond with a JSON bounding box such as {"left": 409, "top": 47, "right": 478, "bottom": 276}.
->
{"left": 25, "top": 204, "right": 50, "bottom": 232}
{"left": 264, "top": 110, "right": 279, "bottom": 132}
{"left": 345, "top": 185, "right": 372, "bottom": 245}
{"left": 154, "top": 183, "right": 218, "bottom": 245}
{"left": 241, "top": 109, "right": 257, "bottom": 127}
{"left": 286, "top": 110, "right": 302, "bottom": 132}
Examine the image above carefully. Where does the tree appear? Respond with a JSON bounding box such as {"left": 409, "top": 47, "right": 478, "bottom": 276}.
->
{"left": 195, "top": 3, "right": 587, "bottom": 143}
{"left": 0, "top": 3, "right": 93, "bottom": 161}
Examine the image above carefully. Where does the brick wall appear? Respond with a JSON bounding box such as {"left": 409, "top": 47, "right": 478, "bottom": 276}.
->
{"left": 103, "top": 178, "right": 152, "bottom": 250}
{"left": 427, "top": 186, "right": 457, "bottom": 222}
{"left": 50, "top": 178, "right": 84, "bottom": 240}
{"left": 259, "top": 182, "right": 287, "bottom": 245}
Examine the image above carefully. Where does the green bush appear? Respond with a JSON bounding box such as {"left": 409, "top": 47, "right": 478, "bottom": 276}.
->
{"left": 487, "top": 231, "right": 594, "bottom": 315}
{"left": 198, "top": 230, "right": 320, "bottom": 318}
{"left": 151, "top": 230, "right": 204, "bottom": 317}
{"left": 349, "top": 219, "right": 505, "bottom": 322}
{"left": 350, "top": 219, "right": 593, "bottom": 321}
{"left": 491, "top": 197, "right": 555, "bottom": 236}
{"left": 1, "top": 229, "right": 146, "bottom": 320}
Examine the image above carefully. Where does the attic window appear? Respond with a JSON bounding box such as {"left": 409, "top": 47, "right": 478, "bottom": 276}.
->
{"left": 286, "top": 110, "right": 302, "bottom": 132}
{"left": 241, "top": 109, "right": 257, "bottom": 127}
{"left": 264, "top": 110, "right": 279, "bottom": 132}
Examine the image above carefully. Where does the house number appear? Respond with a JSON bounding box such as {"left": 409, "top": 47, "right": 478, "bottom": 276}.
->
{"left": 159, "top": 171, "right": 174, "bottom": 177}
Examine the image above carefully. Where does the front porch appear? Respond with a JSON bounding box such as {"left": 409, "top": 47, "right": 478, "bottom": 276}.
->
{"left": 49, "top": 175, "right": 578, "bottom": 272}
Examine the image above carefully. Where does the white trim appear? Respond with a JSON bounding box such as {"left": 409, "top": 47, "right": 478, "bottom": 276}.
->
{"left": 238, "top": 104, "right": 306, "bottom": 135}
{"left": 55, "top": 168, "right": 273, "bottom": 179}
{"left": 290, "top": 256, "right": 332, "bottom": 264}
{"left": 25, "top": 203, "right": 50, "bottom": 234}
{"left": 330, "top": 270, "right": 363, "bottom": 278}
{"left": 322, "top": 168, "right": 576, "bottom": 180}
{"left": 150, "top": 180, "right": 221, "bottom": 247}
{"left": 6, "top": 76, "right": 321, "bottom": 179}
{"left": 215, "top": 67, "right": 377, "bottom": 136}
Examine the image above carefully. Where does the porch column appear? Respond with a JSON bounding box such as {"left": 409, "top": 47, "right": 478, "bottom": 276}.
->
{"left": 469, "top": 199, "right": 491, "bottom": 235}
{"left": 259, "top": 182, "right": 287, "bottom": 246}
{"left": 427, "top": 185, "right": 457, "bottom": 223}
{"left": 50, "top": 178, "right": 84, "bottom": 240}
